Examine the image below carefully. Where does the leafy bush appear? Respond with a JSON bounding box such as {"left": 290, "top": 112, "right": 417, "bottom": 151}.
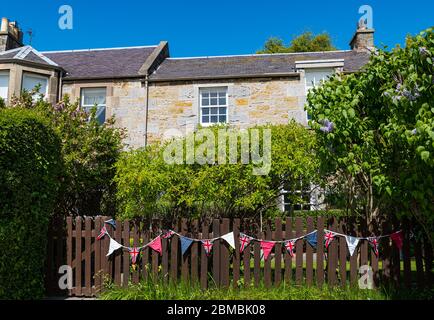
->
{"left": 0, "top": 108, "right": 63, "bottom": 299}
{"left": 7, "top": 92, "right": 125, "bottom": 216}
{"left": 114, "top": 121, "right": 319, "bottom": 221}
{"left": 306, "top": 28, "right": 434, "bottom": 246}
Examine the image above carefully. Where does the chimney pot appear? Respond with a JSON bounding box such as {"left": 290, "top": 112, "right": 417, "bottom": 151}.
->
{"left": 1, "top": 17, "right": 9, "bottom": 32}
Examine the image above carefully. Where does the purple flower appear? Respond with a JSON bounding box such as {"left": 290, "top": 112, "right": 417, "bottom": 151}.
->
{"left": 320, "top": 119, "right": 334, "bottom": 133}
{"left": 419, "top": 47, "right": 430, "bottom": 56}
{"left": 411, "top": 128, "right": 417, "bottom": 135}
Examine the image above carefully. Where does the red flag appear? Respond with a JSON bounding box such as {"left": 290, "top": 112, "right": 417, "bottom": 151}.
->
{"left": 239, "top": 233, "right": 252, "bottom": 253}
{"left": 260, "top": 241, "right": 275, "bottom": 260}
{"left": 148, "top": 236, "right": 162, "bottom": 255}
{"left": 162, "top": 230, "right": 175, "bottom": 239}
{"left": 201, "top": 240, "right": 214, "bottom": 256}
{"left": 390, "top": 231, "right": 403, "bottom": 250}
{"left": 284, "top": 240, "right": 296, "bottom": 257}
{"left": 368, "top": 237, "right": 379, "bottom": 257}
{"left": 324, "top": 231, "right": 335, "bottom": 249}
{"left": 97, "top": 226, "right": 107, "bottom": 240}
{"left": 128, "top": 247, "right": 140, "bottom": 264}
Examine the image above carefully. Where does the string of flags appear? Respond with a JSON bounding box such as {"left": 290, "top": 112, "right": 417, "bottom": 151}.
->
{"left": 95, "top": 218, "right": 404, "bottom": 265}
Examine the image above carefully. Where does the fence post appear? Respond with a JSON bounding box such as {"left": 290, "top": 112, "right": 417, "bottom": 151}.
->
{"left": 191, "top": 219, "right": 199, "bottom": 284}
{"left": 327, "top": 217, "right": 338, "bottom": 287}
{"left": 200, "top": 220, "right": 210, "bottom": 289}
{"left": 233, "top": 219, "right": 241, "bottom": 289}
{"left": 122, "top": 220, "right": 130, "bottom": 287}
{"left": 316, "top": 217, "right": 324, "bottom": 287}
{"left": 75, "top": 216, "right": 82, "bottom": 296}
{"left": 274, "top": 218, "right": 282, "bottom": 287}
{"left": 284, "top": 217, "right": 293, "bottom": 284}
{"left": 242, "top": 219, "right": 251, "bottom": 288}
{"left": 220, "top": 218, "right": 230, "bottom": 288}
{"left": 264, "top": 220, "right": 272, "bottom": 289}
{"left": 306, "top": 216, "right": 314, "bottom": 286}
{"left": 84, "top": 217, "right": 92, "bottom": 296}
{"left": 338, "top": 218, "right": 347, "bottom": 287}
{"left": 181, "top": 218, "right": 189, "bottom": 284}
{"left": 295, "top": 217, "right": 303, "bottom": 285}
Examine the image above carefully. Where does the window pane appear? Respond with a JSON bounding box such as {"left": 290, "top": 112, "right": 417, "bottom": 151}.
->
{"left": 202, "top": 107, "right": 209, "bottom": 115}
{"left": 210, "top": 92, "right": 217, "bottom": 98}
{"left": 22, "top": 74, "right": 48, "bottom": 97}
{"left": 201, "top": 92, "right": 209, "bottom": 98}
{"left": 210, "top": 107, "right": 218, "bottom": 115}
{"left": 218, "top": 97, "right": 226, "bottom": 105}
{"left": 210, "top": 98, "right": 218, "bottom": 105}
{"left": 210, "top": 115, "right": 218, "bottom": 123}
{"left": 219, "top": 115, "right": 226, "bottom": 123}
{"left": 202, "top": 98, "right": 209, "bottom": 106}
{"left": 219, "top": 107, "right": 227, "bottom": 115}
{"left": 202, "top": 115, "right": 209, "bottom": 123}
{"left": 82, "top": 88, "right": 106, "bottom": 106}
{"left": 0, "top": 71, "right": 9, "bottom": 101}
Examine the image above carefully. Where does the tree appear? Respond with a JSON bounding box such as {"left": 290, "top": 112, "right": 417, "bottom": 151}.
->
{"left": 114, "top": 122, "right": 319, "bottom": 223}
{"left": 7, "top": 90, "right": 125, "bottom": 216}
{"left": 257, "top": 31, "right": 336, "bottom": 54}
{"left": 306, "top": 28, "right": 434, "bottom": 249}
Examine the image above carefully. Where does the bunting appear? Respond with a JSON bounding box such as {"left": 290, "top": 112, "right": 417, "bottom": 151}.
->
{"left": 201, "top": 239, "right": 214, "bottom": 256}
{"left": 97, "top": 226, "right": 107, "bottom": 240}
{"left": 162, "top": 230, "right": 175, "bottom": 239}
{"left": 391, "top": 231, "right": 403, "bottom": 250}
{"left": 106, "top": 238, "right": 123, "bottom": 256}
{"left": 180, "top": 236, "right": 194, "bottom": 255}
{"left": 104, "top": 219, "right": 117, "bottom": 230}
{"left": 305, "top": 231, "right": 318, "bottom": 248}
{"left": 260, "top": 241, "right": 275, "bottom": 260}
{"left": 239, "top": 233, "right": 253, "bottom": 253}
{"left": 345, "top": 235, "right": 360, "bottom": 256}
{"left": 284, "top": 239, "right": 296, "bottom": 257}
{"left": 368, "top": 237, "right": 379, "bottom": 257}
{"left": 128, "top": 247, "right": 140, "bottom": 264}
{"left": 220, "top": 232, "right": 235, "bottom": 250}
{"left": 324, "top": 231, "right": 336, "bottom": 249}
{"left": 148, "top": 236, "right": 162, "bottom": 256}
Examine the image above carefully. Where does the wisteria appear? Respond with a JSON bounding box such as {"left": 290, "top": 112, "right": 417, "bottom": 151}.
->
{"left": 319, "top": 119, "right": 334, "bottom": 133}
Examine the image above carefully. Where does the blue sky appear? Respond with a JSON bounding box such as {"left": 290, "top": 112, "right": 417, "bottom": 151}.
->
{"left": 2, "top": 0, "right": 433, "bottom": 57}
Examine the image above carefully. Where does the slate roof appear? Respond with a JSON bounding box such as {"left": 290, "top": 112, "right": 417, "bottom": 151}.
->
{"left": 42, "top": 46, "right": 157, "bottom": 80}
{"left": 149, "top": 50, "right": 370, "bottom": 81}
{"left": 0, "top": 46, "right": 60, "bottom": 68}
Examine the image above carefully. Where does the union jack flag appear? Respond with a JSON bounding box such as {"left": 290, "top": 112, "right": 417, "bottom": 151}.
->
{"left": 97, "top": 226, "right": 107, "bottom": 240}
{"left": 368, "top": 237, "right": 379, "bottom": 257}
{"left": 162, "top": 230, "right": 175, "bottom": 239}
{"left": 201, "top": 240, "right": 214, "bottom": 256}
{"left": 128, "top": 247, "right": 140, "bottom": 264}
{"left": 324, "top": 231, "right": 336, "bottom": 249}
{"left": 239, "top": 233, "right": 252, "bottom": 253}
{"left": 284, "top": 240, "right": 296, "bottom": 257}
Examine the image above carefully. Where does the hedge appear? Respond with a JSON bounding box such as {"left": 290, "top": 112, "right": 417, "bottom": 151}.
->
{"left": 0, "top": 108, "right": 63, "bottom": 299}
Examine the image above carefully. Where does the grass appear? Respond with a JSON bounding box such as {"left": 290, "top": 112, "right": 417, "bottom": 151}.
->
{"left": 99, "top": 279, "right": 433, "bottom": 300}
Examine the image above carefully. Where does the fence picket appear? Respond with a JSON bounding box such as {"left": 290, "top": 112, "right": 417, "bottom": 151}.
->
{"left": 306, "top": 217, "right": 314, "bottom": 286}
{"left": 316, "top": 217, "right": 324, "bottom": 287}
{"left": 75, "top": 216, "right": 82, "bottom": 296}
{"left": 264, "top": 221, "right": 272, "bottom": 288}
{"left": 274, "top": 218, "right": 282, "bottom": 287}
{"left": 84, "top": 217, "right": 92, "bottom": 296}
{"left": 200, "top": 220, "right": 209, "bottom": 289}
{"left": 233, "top": 219, "right": 241, "bottom": 288}
{"left": 295, "top": 217, "right": 303, "bottom": 285}
{"left": 122, "top": 220, "right": 130, "bottom": 287}
{"left": 284, "top": 217, "right": 293, "bottom": 283}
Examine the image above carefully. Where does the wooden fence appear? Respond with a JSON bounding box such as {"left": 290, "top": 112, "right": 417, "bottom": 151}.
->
{"left": 45, "top": 215, "right": 433, "bottom": 297}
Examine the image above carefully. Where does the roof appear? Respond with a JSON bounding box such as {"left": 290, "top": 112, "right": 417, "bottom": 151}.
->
{"left": 42, "top": 46, "right": 158, "bottom": 80}
{"left": 0, "top": 46, "right": 60, "bottom": 68}
{"left": 149, "top": 50, "right": 370, "bottom": 81}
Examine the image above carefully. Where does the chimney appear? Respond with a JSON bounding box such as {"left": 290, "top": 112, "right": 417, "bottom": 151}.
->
{"left": 0, "top": 17, "right": 24, "bottom": 52}
{"left": 349, "top": 20, "right": 374, "bottom": 52}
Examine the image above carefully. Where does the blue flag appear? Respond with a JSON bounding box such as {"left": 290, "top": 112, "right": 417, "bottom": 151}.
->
{"left": 180, "top": 236, "right": 194, "bottom": 255}
{"left": 305, "top": 231, "right": 318, "bottom": 248}
{"left": 105, "top": 219, "right": 116, "bottom": 230}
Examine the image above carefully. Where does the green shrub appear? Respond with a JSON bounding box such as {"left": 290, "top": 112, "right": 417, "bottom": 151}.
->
{"left": 114, "top": 122, "right": 319, "bottom": 221}
{"left": 0, "top": 108, "right": 63, "bottom": 299}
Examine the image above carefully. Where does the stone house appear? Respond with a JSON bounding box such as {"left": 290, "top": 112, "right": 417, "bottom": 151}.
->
{"left": 0, "top": 16, "right": 374, "bottom": 210}
{"left": 0, "top": 17, "right": 374, "bottom": 147}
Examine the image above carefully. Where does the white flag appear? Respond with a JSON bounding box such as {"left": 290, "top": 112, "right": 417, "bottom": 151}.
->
{"left": 345, "top": 235, "right": 360, "bottom": 256}
{"left": 220, "top": 232, "right": 235, "bottom": 250}
{"left": 107, "top": 238, "right": 123, "bottom": 256}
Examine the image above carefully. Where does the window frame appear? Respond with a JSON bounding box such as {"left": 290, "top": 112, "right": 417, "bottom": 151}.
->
{"left": 199, "top": 86, "right": 229, "bottom": 126}
{"left": 304, "top": 68, "right": 334, "bottom": 121}
{"left": 80, "top": 87, "right": 107, "bottom": 124}
{"left": 0, "top": 70, "right": 10, "bottom": 103}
